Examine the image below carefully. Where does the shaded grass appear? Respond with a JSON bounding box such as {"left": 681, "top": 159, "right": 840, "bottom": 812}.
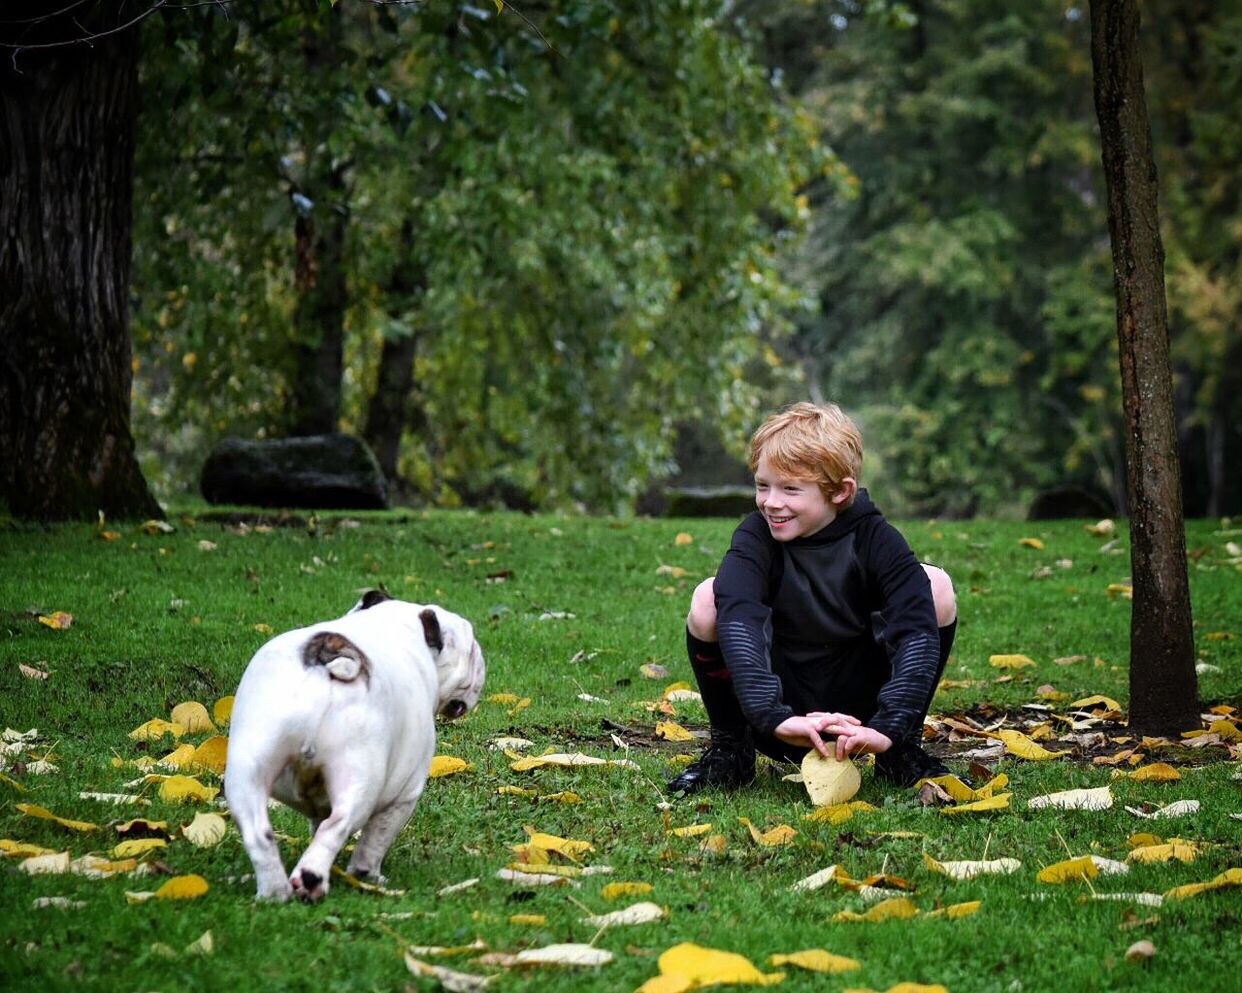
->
{"left": 0, "top": 510, "right": 1239, "bottom": 993}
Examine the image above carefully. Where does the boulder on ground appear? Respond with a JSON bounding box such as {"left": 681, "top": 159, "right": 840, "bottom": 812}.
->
{"left": 1027, "top": 484, "right": 1114, "bottom": 521}
{"left": 200, "top": 434, "right": 388, "bottom": 510}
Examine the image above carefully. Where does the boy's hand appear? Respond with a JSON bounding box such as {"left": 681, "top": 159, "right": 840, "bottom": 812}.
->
{"left": 774, "top": 712, "right": 862, "bottom": 758}
{"left": 831, "top": 724, "right": 892, "bottom": 760}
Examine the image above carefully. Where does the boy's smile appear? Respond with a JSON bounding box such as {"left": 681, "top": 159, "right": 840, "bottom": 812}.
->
{"left": 754, "top": 453, "right": 851, "bottom": 541}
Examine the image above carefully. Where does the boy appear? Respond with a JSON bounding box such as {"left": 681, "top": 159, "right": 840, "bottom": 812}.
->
{"left": 668, "top": 401, "right": 959, "bottom": 796}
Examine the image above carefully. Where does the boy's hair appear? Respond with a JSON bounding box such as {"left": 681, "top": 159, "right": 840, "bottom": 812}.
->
{"left": 748, "top": 401, "right": 863, "bottom": 502}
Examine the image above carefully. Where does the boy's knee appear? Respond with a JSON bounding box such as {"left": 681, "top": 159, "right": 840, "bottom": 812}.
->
{"left": 923, "top": 565, "right": 957, "bottom": 627}
{"left": 687, "top": 577, "right": 718, "bottom": 641}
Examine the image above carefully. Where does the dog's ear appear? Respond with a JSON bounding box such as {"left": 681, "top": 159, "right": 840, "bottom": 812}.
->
{"left": 358, "top": 588, "right": 393, "bottom": 611}
{"left": 419, "top": 607, "right": 443, "bottom": 653}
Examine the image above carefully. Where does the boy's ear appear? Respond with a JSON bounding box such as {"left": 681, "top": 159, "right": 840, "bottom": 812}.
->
{"left": 831, "top": 478, "right": 858, "bottom": 506}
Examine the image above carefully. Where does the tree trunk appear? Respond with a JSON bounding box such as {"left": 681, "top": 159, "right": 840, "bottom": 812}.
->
{"left": 288, "top": 10, "right": 350, "bottom": 437}
{"left": 0, "top": 20, "right": 162, "bottom": 521}
{"left": 1088, "top": 0, "right": 1199, "bottom": 733}
{"left": 363, "top": 221, "right": 426, "bottom": 481}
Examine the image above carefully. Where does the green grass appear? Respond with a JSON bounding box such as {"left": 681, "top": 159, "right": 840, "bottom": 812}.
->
{"left": 1, "top": 510, "right": 1239, "bottom": 993}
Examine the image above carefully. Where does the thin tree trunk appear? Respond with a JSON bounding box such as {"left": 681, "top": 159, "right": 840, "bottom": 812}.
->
{"left": 1089, "top": 0, "right": 1199, "bottom": 733}
{"left": 0, "top": 21, "right": 162, "bottom": 521}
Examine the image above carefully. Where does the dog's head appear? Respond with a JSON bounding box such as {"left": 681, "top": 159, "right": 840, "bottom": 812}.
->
{"left": 351, "top": 590, "right": 485, "bottom": 720}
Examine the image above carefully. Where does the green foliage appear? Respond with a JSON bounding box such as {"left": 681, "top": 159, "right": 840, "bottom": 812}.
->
{"left": 131, "top": 1, "right": 828, "bottom": 509}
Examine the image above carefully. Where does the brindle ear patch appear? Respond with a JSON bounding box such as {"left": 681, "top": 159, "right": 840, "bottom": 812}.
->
{"left": 303, "top": 632, "right": 370, "bottom": 684}
{"left": 419, "top": 608, "right": 443, "bottom": 653}
{"left": 358, "top": 588, "right": 393, "bottom": 610}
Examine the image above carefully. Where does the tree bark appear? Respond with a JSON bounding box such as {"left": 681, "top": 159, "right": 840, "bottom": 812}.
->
{"left": 1089, "top": 0, "right": 1199, "bottom": 733}
{"left": 0, "top": 18, "right": 162, "bottom": 521}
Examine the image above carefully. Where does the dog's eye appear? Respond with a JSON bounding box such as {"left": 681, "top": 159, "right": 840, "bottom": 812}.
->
{"left": 445, "top": 700, "right": 468, "bottom": 720}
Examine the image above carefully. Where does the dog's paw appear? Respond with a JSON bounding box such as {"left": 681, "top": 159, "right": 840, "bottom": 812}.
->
{"left": 345, "top": 863, "right": 387, "bottom": 886}
{"left": 256, "top": 879, "right": 294, "bottom": 903}
{"left": 290, "top": 866, "right": 329, "bottom": 903}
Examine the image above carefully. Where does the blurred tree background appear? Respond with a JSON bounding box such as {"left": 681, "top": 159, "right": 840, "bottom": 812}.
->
{"left": 127, "top": 0, "right": 1240, "bottom": 517}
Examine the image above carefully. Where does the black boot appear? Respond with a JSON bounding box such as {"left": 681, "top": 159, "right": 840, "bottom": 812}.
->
{"left": 667, "top": 732, "right": 756, "bottom": 796}
{"left": 874, "top": 740, "right": 951, "bottom": 788}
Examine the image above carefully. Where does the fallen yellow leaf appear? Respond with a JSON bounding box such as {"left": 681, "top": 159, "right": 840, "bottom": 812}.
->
{"left": 918, "top": 773, "right": 1009, "bottom": 803}
{"left": 158, "top": 743, "right": 197, "bottom": 770}
{"left": 212, "top": 695, "right": 234, "bottom": 726}
{"left": 510, "top": 913, "right": 547, "bottom": 925}
{"left": 430, "top": 755, "right": 473, "bottom": 778}
{"left": 190, "top": 736, "right": 228, "bottom": 776}
{"left": 1037, "top": 856, "right": 1099, "bottom": 884}
{"left": 768, "top": 949, "right": 861, "bottom": 974}
{"left": 111, "top": 838, "right": 167, "bottom": 859}
{"left": 738, "top": 817, "right": 797, "bottom": 847}
{"left": 582, "top": 901, "right": 667, "bottom": 927}
{"left": 156, "top": 874, "right": 210, "bottom": 900}
{"left": 939, "top": 793, "right": 1011, "bottom": 815}
{"left": 170, "top": 701, "right": 216, "bottom": 734}
{"left": 404, "top": 951, "right": 493, "bottom": 992}
{"left": 0, "top": 839, "right": 59, "bottom": 859}
{"left": 802, "top": 801, "right": 877, "bottom": 825}
{"left": 923, "top": 852, "right": 1021, "bottom": 880}
{"left": 510, "top": 752, "right": 638, "bottom": 772}
{"left": 182, "top": 812, "right": 227, "bottom": 848}
{"left": 601, "top": 881, "right": 654, "bottom": 901}
{"left": 925, "top": 900, "right": 982, "bottom": 919}
{"left": 1069, "top": 694, "right": 1122, "bottom": 711}
{"left": 38, "top": 611, "right": 74, "bottom": 630}
{"left": 844, "top": 984, "right": 949, "bottom": 993}
{"left": 16, "top": 803, "right": 98, "bottom": 833}
{"left": 833, "top": 897, "right": 920, "bottom": 922}
{"left": 1027, "top": 786, "right": 1113, "bottom": 811}
{"left": 638, "top": 942, "right": 783, "bottom": 993}
{"left": 995, "top": 730, "right": 1069, "bottom": 760}
{"left": 523, "top": 828, "right": 593, "bottom": 860}
{"left": 655, "top": 721, "right": 696, "bottom": 743}
{"left": 1115, "top": 763, "right": 1181, "bottom": 782}
{"left": 158, "top": 775, "right": 219, "bottom": 803}
{"left": 1127, "top": 840, "right": 1198, "bottom": 864}
{"left": 668, "top": 823, "right": 713, "bottom": 838}
{"left": 128, "top": 718, "right": 185, "bottom": 742}
{"left": 20, "top": 851, "right": 72, "bottom": 874}
{"left": 1163, "top": 867, "right": 1242, "bottom": 901}
{"left": 989, "top": 654, "right": 1037, "bottom": 669}
{"left": 674, "top": 533, "right": 694, "bottom": 546}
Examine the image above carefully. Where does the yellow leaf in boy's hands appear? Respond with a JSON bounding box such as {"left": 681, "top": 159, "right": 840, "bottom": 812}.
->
{"left": 939, "top": 793, "right": 1012, "bottom": 815}
{"left": 768, "top": 949, "right": 861, "bottom": 974}
{"left": 212, "top": 695, "right": 234, "bottom": 726}
{"left": 129, "top": 718, "right": 185, "bottom": 742}
{"left": 17, "top": 803, "right": 98, "bottom": 833}
{"left": 182, "top": 812, "right": 227, "bottom": 848}
{"left": 111, "top": 838, "right": 167, "bottom": 858}
{"left": 833, "top": 897, "right": 920, "bottom": 922}
{"left": 1018, "top": 537, "right": 1045, "bottom": 550}
{"left": 738, "top": 817, "right": 797, "bottom": 847}
{"left": 922, "top": 852, "right": 1021, "bottom": 879}
{"left": 430, "top": 756, "right": 473, "bottom": 778}
{"left": 655, "top": 721, "right": 696, "bottom": 742}
{"left": 1115, "top": 763, "right": 1181, "bottom": 782}
{"left": 37, "top": 611, "right": 74, "bottom": 630}
{"left": 158, "top": 775, "right": 219, "bottom": 803}
{"left": 1163, "top": 867, "right": 1242, "bottom": 900}
{"left": 801, "top": 751, "right": 861, "bottom": 806}
{"left": 995, "top": 730, "right": 1069, "bottom": 760}
{"left": 989, "top": 654, "right": 1036, "bottom": 669}
{"left": 1027, "top": 786, "right": 1113, "bottom": 811}
{"left": 191, "top": 736, "right": 228, "bottom": 775}
{"left": 170, "top": 701, "right": 215, "bottom": 734}
{"left": 1037, "top": 856, "right": 1099, "bottom": 883}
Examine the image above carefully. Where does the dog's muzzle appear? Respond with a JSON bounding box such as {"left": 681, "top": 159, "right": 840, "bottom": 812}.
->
{"left": 442, "top": 700, "right": 468, "bottom": 720}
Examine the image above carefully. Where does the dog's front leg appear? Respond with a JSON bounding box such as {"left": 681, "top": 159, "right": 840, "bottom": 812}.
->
{"left": 346, "top": 786, "right": 424, "bottom": 883}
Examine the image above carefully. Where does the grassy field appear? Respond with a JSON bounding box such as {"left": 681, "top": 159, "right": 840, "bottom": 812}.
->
{"left": 1, "top": 508, "right": 1239, "bottom": 993}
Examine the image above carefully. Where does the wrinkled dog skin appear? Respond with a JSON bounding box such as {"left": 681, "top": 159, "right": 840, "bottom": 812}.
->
{"left": 224, "top": 591, "right": 485, "bottom": 902}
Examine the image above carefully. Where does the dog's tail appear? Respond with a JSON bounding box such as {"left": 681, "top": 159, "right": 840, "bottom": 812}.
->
{"left": 302, "top": 632, "right": 370, "bottom": 684}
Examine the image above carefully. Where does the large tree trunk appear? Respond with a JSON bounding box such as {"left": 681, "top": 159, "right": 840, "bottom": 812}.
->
{"left": 1089, "top": 0, "right": 1199, "bottom": 733}
{"left": 0, "top": 19, "right": 162, "bottom": 521}
{"left": 288, "top": 10, "right": 350, "bottom": 437}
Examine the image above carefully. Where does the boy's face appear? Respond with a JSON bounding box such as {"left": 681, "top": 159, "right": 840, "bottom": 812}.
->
{"left": 754, "top": 453, "right": 850, "bottom": 541}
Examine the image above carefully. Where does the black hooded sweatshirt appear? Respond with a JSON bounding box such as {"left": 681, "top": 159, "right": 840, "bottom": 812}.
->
{"left": 713, "top": 488, "right": 940, "bottom": 745}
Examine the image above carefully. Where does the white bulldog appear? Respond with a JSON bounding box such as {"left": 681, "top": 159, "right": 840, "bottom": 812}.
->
{"left": 224, "top": 590, "right": 485, "bottom": 902}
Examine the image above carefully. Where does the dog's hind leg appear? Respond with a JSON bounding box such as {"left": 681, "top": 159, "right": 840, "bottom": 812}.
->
{"left": 289, "top": 775, "right": 378, "bottom": 903}
{"left": 226, "top": 762, "right": 293, "bottom": 902}
{"left": 346, "top": 787, "right": 424, "bottom": 883}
